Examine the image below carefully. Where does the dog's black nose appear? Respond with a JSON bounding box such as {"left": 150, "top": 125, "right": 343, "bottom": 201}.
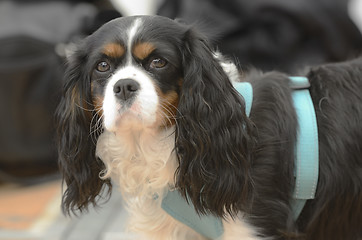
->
{"left": 113, "top": 79, "right": 140, "bottom": 101}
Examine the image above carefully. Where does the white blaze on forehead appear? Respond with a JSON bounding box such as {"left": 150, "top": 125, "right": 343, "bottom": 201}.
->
{"left": 127, "top": 18, "right": 142, "bottom": 64}
{"left": 102, "top": 18, "right": 161, "bottom": 132}
{"left": 102, "top": 65, "right": 159, "bottom": 132}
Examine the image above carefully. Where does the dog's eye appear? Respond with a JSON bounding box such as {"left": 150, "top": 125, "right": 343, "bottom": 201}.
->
{"left": 96, "top": 61, "right": 110, "bottom": 72}
{"left": 150, "top": 58, "right": 167, "bottom": 69}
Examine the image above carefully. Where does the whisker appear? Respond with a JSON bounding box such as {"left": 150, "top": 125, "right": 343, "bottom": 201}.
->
{"left": 75, "top": 102, "right": 95, "bottom": 112}
{"left": 89, "top": 106, "right": 104, "bottom": 145}
{"left": 159, "top": 103, "right": 175, "bottom": 125}
{"left": 159, "top": 99, "right": 184, "bottom": 119}
{"left": 159, "top": 102, "right": 181, "bottom": 131}
{"left": 159, "top": 99, "right": 184, "bottom": 118}
{"left": 160, "top": 108, "right": 173, "bottom": 127}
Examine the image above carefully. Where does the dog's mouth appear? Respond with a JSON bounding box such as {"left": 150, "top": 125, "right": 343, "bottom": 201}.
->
{"left": 102, "top": 88, "right": 159, "bottom": 132}
{"left": 103, "top": 101, "right": 152, "bottom": 132}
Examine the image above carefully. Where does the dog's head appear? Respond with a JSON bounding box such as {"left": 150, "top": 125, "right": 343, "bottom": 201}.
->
{"left": 57, "top": 15, "right": 255, "bottom": 217}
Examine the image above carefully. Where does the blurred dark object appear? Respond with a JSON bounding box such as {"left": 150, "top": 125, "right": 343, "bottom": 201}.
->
{"left": 0, "top": 36, "right": 62, "bottom": 181}
{"left": 158, "top": 0, "right": 362, "bottom": 73}
{"left": 0, "top": 0, "right": 119, "bottom": 183}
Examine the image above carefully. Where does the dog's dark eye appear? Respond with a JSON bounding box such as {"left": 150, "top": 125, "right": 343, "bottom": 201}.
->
{"left": 96, "top": 61, "right": 110, "bottom": 72}
{"left": 150, "top": 58, "right": 167, "bottom": 69}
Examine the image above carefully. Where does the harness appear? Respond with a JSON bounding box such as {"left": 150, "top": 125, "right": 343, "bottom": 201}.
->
{"left": 160, "top": 77, "right": 319, "bottom": 239}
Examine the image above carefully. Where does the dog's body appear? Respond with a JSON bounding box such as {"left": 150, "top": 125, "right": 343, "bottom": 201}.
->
{"left": 57, "top": 15, "right": 362, "bottom": 240}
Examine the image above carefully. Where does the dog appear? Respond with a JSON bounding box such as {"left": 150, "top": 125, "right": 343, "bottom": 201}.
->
{"left": 57, "top": 15, "right": 362, "bottom": 240}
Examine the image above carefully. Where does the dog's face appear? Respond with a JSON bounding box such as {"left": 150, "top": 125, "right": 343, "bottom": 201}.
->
{"left": 57, "top": 16, "right": 254, "bottom": 217}
{"left": 89, "top": 17, "right": 184, "bottom": 132}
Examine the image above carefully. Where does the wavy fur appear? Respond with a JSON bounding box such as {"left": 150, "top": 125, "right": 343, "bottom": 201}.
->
{"left": 175, "top": 28, "right": 256, "bottom": 217}
{"left": 56, "top": 46, "right": 111, "bottom": 214}
{"left": 57, "top": 16, "right": 362, "bottom": 240}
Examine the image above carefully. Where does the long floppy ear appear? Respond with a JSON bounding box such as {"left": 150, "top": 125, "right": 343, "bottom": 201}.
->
{"left": 175, "top": 28, "right": 256, "bottom": 218}
{"left": 56, "top": 46, "right": 111, "bottom": 215}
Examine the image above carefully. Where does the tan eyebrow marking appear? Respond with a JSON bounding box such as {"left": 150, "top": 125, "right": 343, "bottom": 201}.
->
{"left": 133, "top": 42, "right": 156, "bottom": 60}
{"left": 102, "top": 43, "right": 125, "bottom": 58}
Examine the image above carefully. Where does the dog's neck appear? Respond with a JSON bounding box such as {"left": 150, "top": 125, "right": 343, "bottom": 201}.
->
{"left": 96, "top": 127, "right": 177, "bottom": 202}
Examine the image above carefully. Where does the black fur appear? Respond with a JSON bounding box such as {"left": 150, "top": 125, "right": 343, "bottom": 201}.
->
{"left": 297, "top": 59, "right": 362, "bottom": 240}
{"left": 175, "top": 28, "right": 256, "bottom": 217}
{"left": 241, "top": 59, "right": 362, "bottom": 239}
{"left": 56, "top": 45, "right": 111, "bottom": 215}
{"left": 245, "top": 72, "right": 299, "bottom": 238}
{"left": 57, "top": 16, "right": 362, "bottom": 239}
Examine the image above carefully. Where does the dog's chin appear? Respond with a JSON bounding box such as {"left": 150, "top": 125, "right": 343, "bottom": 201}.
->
{"left": 103, "top": 108, "right": 157, "bottom": 133}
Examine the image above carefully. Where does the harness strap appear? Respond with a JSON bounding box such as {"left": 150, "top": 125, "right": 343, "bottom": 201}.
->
{"left": 289, "top": 76, "right": 319, "bottom": 219}
{"left": 234, "top": 82, "right": 253, "bottom": 116}
{"left": 162, "top": 191, "right": 224, "bottom": 239}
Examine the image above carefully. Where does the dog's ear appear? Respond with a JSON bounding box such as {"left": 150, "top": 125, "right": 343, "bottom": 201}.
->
{"left": 175, "top": 28, "right": 256, "bottom": 218}
{"left": 56, "top": 45, "right": 111, "bottom": 215}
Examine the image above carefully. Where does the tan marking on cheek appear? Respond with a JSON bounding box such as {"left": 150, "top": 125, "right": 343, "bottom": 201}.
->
{"left": 92, "top": 96, "right": 104, "bottom": 117}
{"left": 178, "top": 78, "right": 183, "bottom": 88}
{"left": 70, "top": 86, "right": 78, "bottom": 107}
{"left": 133, "top": 42, "right": 156, "bottom": 60}
{"left": 102, "top": 43, "right": 125, "bottom": 58}
{"left": 70, "top": 85, "right": 93, "bottom": 120}
{"left": 155, "top": 85, "right": 180, "bottom": 128}
{"left": 91, "top": 81, "right": 104, "bottom": 117}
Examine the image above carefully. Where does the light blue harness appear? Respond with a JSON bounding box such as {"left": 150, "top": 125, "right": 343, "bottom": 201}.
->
{"left": 161, "top": 77, "right": 319, "bottom": 239}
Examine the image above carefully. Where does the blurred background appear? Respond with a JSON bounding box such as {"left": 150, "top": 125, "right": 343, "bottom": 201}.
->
{"left": 0, "top": 0, "right": 361, "bottom": 239}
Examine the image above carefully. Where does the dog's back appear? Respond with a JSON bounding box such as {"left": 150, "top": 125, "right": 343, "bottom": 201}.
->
{"left": 300, "top": 57, "right": 362, "bottom": 240}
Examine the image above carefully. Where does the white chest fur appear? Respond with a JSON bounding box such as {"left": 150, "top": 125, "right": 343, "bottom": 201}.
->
{"left": 95, "top": 128, "right": 204, "bottom": 239}
{"left": 96, "top": 128, "right": 261, "bottom": 240}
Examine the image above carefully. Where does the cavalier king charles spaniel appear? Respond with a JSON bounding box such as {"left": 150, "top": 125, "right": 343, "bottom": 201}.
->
{"left": 57, "top": 15, "right": 362, "bottom": 240}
